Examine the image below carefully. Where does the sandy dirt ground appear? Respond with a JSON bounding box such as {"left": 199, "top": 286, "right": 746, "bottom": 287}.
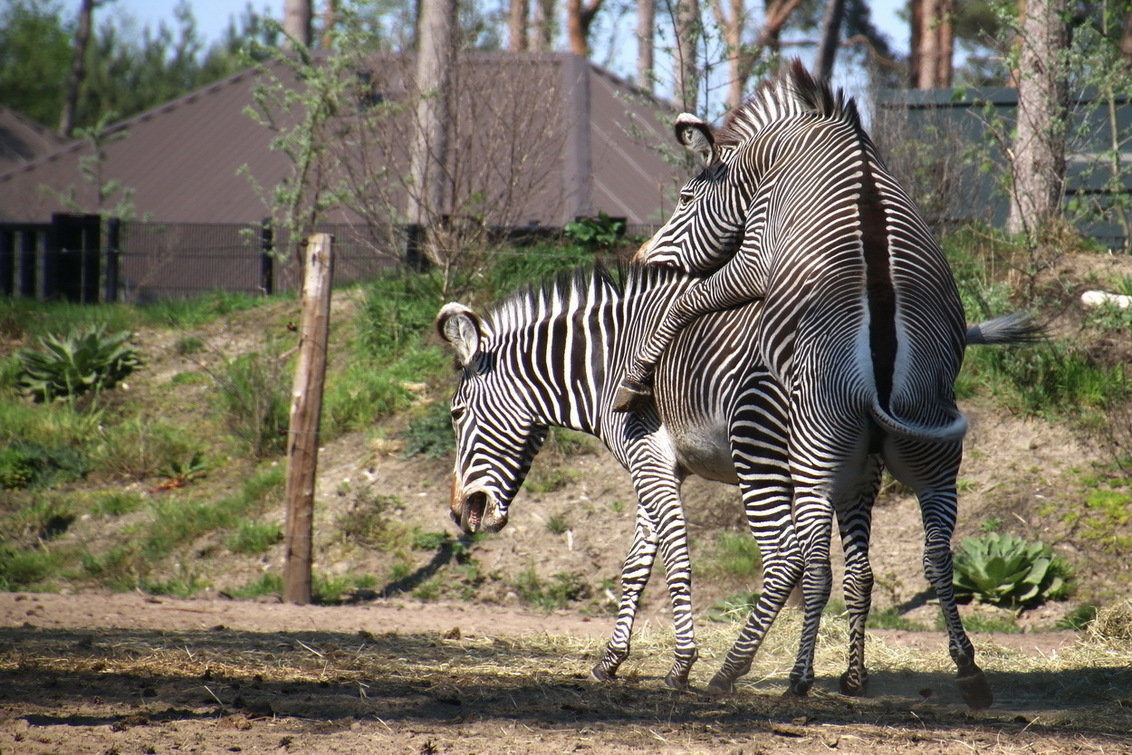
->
{"left": 3, "top": 592, "right": 1131, "bottom": 755}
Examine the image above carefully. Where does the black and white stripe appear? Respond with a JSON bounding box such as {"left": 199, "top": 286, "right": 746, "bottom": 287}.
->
{"left": 621, "top": 60, "right": 993, "bottom": 708}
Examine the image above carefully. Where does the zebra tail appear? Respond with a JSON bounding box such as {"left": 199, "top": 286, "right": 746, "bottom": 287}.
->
{"left": 868, "top": 399, "right": 969, "bottom": 444}
{"left": 965, "top": 312, "right": 1046, "bottom": 345}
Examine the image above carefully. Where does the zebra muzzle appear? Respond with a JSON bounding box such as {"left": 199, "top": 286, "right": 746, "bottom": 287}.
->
{"left": 458, "top": 490, "right": 490, "bottom": 534}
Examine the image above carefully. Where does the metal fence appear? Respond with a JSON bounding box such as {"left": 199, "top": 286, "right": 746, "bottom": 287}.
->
{"left": 0, "top": 215, "right": 664, "bottom": 304}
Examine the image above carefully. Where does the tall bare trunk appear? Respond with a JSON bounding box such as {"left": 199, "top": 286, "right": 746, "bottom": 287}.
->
{"left": 637, "top": 0, "right": 655, "bottom": 91}
{"left": 914, "top": 0, "right": 954, "bottom": 88}
{"left": 284, "top": 0, "right": 313, "bottom": 49}
{"left": 321, "top": 0, "right": 340, "bottom": 48}
{"left": 509, "top": 0, "right": 529, "bottom": 51}
{"left": 1007, "top": 0, "right": 1069, "bottom": 237}
{"left": 567, "top": 0, "right": 604, "bottom": 56}
{"left": 406, "top": 0, "right": 457, "bottom": 264}
{"left": 59, "top": 0, "right": 94, "bottom": 137}
{"left": 531, "top": 0, "right": 555, "bottom": 51}
{"left": 674, "top": 0, "right": 700, "bottom": 110}
{"left": 714, "top": 0, "right": 804, "bottom": 111}
{"left": 815, "top": 0, "right": 847, "bottom": 81}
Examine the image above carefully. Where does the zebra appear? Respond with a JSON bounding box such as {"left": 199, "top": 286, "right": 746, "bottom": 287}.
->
{"left": 439, "top": 262, "right": 1037, "bottom": 696}
{"left": 612, "top": 60, "right": 996, "bottom": 709}
{"left": 439, "top": 263, "right": 794, "bottom": 690}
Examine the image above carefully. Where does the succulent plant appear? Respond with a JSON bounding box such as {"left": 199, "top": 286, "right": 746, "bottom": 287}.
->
{"left": 17, "top": 325, "right": 140, "bottom": 401}
{"left": 952, "top": 532, "right": 1073, "bottom": 608}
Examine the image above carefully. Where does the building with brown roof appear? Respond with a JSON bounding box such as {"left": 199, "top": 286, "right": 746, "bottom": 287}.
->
{"left": 0, "top": 53, "right": 683, "bottom": 229}
{"left": 0, "top": 106, "right": 68, "bottom": 176}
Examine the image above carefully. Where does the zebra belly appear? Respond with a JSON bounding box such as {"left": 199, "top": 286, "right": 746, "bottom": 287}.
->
{"left": 667, "top": 420, "right": 739, "bottom": 485}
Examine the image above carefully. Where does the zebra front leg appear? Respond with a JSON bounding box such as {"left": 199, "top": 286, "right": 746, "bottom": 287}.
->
{"left": 592, "top": 508, "right": 659, "bottom": 682}
{"left": 706, "top": 549, "right": 801, "bottom": 695}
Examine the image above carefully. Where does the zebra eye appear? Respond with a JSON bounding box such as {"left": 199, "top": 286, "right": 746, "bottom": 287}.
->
{"left": 451, "top": 406, "right": 466, "bottom": 421}
{"left": 678, "top": 190, "right": 694, "bottom": 208}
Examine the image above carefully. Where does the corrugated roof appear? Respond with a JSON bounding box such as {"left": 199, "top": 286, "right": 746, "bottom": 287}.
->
{"left": 0, "top": 106, "right": 69, "bottom": 177}
{"left": 0, "top": 53, "right": 681, "bottom": 226}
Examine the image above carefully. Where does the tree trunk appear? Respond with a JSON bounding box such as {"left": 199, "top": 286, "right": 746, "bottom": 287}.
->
{"left": 531, "top": 0, "right": 555, "bottom": 51}
{"left": 674, "top": 0, "right": 701, "bottom": 110}
{"left": 567, "top": 0, "right": 604, "bottom": 57}
{"left": 284, "top": 0, "right": 313, "bottom": 49}
{"left": 914, "top": 0, "right": 954, "bottom": 88}
{"left": 406, "top": 0, "right": 457, "bottom": 264}
{"left": 636, "top": 0, "right": 655, "bottom": 91}
{"left": 1007, "top": 0, "right": 1069, "bottom": 237}
{"left": 509, "top": 0, "right": 529, "bottom": 51}
{"left": 815, "top": 0, "right": 847, "bottom": 81}
{"left": 59, "top": 0, "right": 94, "bottom": 137}
{"left": 715, "top": 0, "right": 804, "bottom": 112}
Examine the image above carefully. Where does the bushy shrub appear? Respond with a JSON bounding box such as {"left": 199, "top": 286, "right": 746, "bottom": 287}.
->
{"left": 17, "top": 325, "right": 139, "bottom": 401}
{"left": 952, "top": 532, "right": 1074, "bottom": 607}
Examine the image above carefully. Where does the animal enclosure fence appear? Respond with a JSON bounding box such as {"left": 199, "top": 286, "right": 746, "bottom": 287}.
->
{"left": 0, "top": 216, "right": 659, "bottom": 303}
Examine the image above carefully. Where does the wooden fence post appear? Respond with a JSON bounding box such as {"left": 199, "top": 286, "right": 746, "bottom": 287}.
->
{"left": 283, "top": 233, "right": 334, "bottom": 605}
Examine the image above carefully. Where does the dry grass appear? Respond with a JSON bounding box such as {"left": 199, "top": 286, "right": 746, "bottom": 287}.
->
{"left": 4, "top": 609, "right": 1131, "bottom": 753}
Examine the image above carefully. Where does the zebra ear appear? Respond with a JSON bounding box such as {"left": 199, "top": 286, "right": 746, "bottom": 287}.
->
{"left": 437, "top": 302, "right": 482, "bottom": 368}
{"left": 675, "top": 113, "right": 716, "bottom": 167}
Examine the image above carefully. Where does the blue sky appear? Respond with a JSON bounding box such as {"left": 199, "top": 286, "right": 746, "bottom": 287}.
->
{"left": 107, "top": 0, "right": 912, "bottom": 120}
{"left": 109, "top": 0, "right": 912, "bottom": 55}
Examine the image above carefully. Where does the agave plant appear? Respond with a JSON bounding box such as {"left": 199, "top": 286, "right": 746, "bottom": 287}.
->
{"left": 952, "top": 532, "right": 1073, "bottom": 608}
{"left": 17, "top": 325, "right": 140, "bottom": 401}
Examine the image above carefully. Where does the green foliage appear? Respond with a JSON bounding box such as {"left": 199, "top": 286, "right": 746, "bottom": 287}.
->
{"left": 705, "top": 591, "right": 759, "bottom": 623}
{"left": 87, "top": 416, "right": 203, "bottom": 481}
{"left": 514, "top": 568, "right": 591, "bottom": 611}
{"left": 1057, "top": 603, "right": 1099, "bottom": 631}
{"left": 485, "top": 243, "right": 596, "bottom": 299}
{"left": 563, "top": 212, "right": 626, "bottom": 251}
{"left": 952, "top": 532, "right": 1074, "bottom": 608}
{"left": 0, "top": 0, "right": 70, "bottom": 126}
{"left": 324, "top": 363, "right": 417, "bottom": 437}
{"left": 0, "top": 543, "right": 66, "bottom": 590}
{"left": 175, "top": 336, "right": 206, "bottom": 355}
{"left": 17, "top": 325, "right": 140, "bottom": 402}
{"left": 90, "top": 491, "right": 145, "bottom": 517}
{"left": 336, "top": 492, "right": 411, "bottom": 551}
{"left": 142, "top": 465, "right": 284, "bottom": 562}
{"left": 0, "top": 440, "right": 88, "bottom": 490}
{"left": 400, "top": 401, "right": 456, "bottom": 459}
{"left": 958, "top": 610, "right": 1022, "bottom": 634}
{"left": 226, "top": 520, "right": 283, "bottom": 555}
{"left": 213, "top": 346, "right": 290, "bottom": 458}
{"left": 703, "top": 531, "right": 763, "bottom": 581}
{"left": 545, "top": 513, "right": 571, "bottom": 535}
{"left": 228, "top": 572, "right": 284, "bottom": 600}
{"left": 865, "top": 608, "right": 929, "bottom": 631}
{"left": 140, "top": 290, "right": 269, "bottom": 329}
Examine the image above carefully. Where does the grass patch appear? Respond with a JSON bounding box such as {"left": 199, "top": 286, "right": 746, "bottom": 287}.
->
{"left": 702, "top": 531, "right": 762, "bottom": 581}
{"left": 226, "top": 520, "right": 283, "bottom": 554}
{"left": 514, "top": 567, "right": 591, "bottom": 611}
{"left": 90, "top": 491, "right": 146, "bottom": 517}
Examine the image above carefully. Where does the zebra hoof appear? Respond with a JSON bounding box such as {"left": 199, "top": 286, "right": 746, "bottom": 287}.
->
{"left": 956, "top": 669, "right": 993, "bottom": 710}
{"left": 664, "top": 671, "right": 690, "bottom": 690}
{"left": 839, "top": 671, "right": 868, "bottom": 697}
{"left": 611, "top": 380, "right": 652, "bottom": 413}
{"left": 786, "top": 678, "right": 812, "bottom": 697}
{"left": 591, "top": 663, "right": 616, "bottom": 682}
{"left": 706, "top": 674, "right": 735, "bottom": 696}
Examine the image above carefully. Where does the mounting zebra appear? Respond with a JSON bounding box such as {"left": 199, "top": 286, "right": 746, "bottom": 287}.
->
{"left": 438, "top": 263, "right": 1038, "bottom": 694}
{"left": 613, "top": 59, "right": 996, "bottom": 709}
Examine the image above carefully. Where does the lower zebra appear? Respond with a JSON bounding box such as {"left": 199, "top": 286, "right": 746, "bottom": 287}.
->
{"left": 438, "top": 263, "right": 1038, "bottom": 691}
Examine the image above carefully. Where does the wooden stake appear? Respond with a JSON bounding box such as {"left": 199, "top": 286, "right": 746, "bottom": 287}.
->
{"left": 283, "top": 233, "right": 334, "bottom": 605}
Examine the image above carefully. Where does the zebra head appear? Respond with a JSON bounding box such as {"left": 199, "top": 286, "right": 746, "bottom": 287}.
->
{"left": 634, "top": 113, "right": 748, "bottom": 273}
{"left": 437, "top": 302, "right": 549, "bottom": 535}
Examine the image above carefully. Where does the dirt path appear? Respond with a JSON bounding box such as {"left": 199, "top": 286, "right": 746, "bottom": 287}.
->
{"left": 3, "top": 592, "right": 1130, "bottom": 754}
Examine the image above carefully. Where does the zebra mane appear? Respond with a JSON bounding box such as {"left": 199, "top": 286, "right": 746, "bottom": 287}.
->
{"left": 717, "top": 58, "right": 862, "bottom": 146}
{"left": 486, "top": 260, "right": 690, "bottom": 337}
